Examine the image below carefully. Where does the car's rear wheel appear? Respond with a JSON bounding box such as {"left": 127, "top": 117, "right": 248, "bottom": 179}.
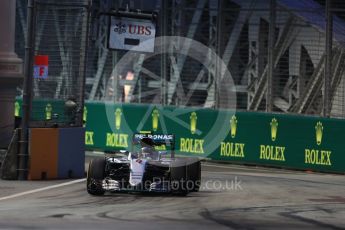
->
{"left": 187, "top": 159, "right": 201, "bottom": 192}
{"left": 87, "top": 158, "right": 106, "bottom": 196}
{"left": 170, "top": 159, "right": 189, "bottom": 196}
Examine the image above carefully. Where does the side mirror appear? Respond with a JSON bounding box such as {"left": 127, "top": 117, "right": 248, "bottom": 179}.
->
{"left": 120, "top": 150, "right": 129, "bottom": 154}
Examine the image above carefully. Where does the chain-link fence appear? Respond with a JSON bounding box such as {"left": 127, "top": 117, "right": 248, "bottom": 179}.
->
{"left": 15, "top": 0, "right": 345, "bottom": 120}
{"left": 328, "top": 0, "right": 345, "bottom": 118}
{"left": 16, "top": 0, "right": 90, "bottom": 126}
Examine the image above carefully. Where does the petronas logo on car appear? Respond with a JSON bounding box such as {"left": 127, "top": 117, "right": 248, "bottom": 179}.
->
{"left": 315, "top": 121, "right": 323, "bottom": 145}
{"left": 190, "top": 112, "right": 197, "bottom": 135}
{"left": 115, "top": 108, "right": 122, "bottom": 130}
{"left": 152, "top": 109, "right": 159, "bottom": 131}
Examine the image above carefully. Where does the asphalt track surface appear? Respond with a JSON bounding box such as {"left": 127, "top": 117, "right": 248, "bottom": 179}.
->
{"left": 0, "top": 162, "right": 345, "bottom": 230}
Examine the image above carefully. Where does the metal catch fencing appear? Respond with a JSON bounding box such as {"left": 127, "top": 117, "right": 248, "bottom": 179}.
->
{"left": 15, "top": 0, "right": 345, "bottom": 120}
{"left": 16, "top": 0, "right": 90, "bottom": 126}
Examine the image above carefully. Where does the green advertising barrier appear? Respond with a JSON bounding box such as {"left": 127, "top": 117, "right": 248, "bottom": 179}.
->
{"left": 15, "top": 98, "right": 74, "bottom": 123}
{"left": 14, "top": 98, "right": 73, "bottom": 124}
{"left": 210, "top": 113, "right": 344, "bottom": 173}
{"left": 83, "top": 101, "right": 345, "bottom": 173}
{"left": 84, "top": 102, "right": 232, "bottom": 156}
{"left": 15, "top": 98, "right": 345, "bottom": 173}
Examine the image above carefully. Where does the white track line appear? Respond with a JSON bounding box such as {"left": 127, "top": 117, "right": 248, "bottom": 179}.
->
{"left": 203, "top": 163, "right": 266, "bottom": 170}
{"left": 0, "top": 178, "right": 86, "bottom": 202}
{"left": 202, "top": 163, "right": 295, "bottom": 173}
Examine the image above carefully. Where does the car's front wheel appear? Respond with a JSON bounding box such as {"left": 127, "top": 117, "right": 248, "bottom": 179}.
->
{"left": 87, "top": 158, "right": 106, "bottom": 196}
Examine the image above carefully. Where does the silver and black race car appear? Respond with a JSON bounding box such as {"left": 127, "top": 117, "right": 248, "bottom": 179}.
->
{"left": 86, "top": 133, "right": 201, "bottom": 195}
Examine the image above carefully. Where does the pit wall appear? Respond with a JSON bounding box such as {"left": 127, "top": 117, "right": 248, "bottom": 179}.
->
{"left": 15, "top": 99, "right": 345, "bottom": 173}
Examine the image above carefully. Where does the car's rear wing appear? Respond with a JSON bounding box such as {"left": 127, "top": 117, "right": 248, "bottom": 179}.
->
{"left": 132, "top": 133, "right": 176, "bottom": 157}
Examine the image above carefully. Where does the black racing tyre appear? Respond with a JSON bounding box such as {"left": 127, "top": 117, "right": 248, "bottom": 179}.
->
{"left": 187, "top": 159, "right": 201, "bottom": 192}
{"left": 87, "top": 158, "right": 106, "bottom": 196}
{"left": 170, "top": 159, "right": 189, "bottom": 196}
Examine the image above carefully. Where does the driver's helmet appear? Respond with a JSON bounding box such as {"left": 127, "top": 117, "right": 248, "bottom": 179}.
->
{"left": 141, "top": 146, "right": 154, "bottom": 155}
{"left": 141, "top": 146, "right": 158, "bottom": 159}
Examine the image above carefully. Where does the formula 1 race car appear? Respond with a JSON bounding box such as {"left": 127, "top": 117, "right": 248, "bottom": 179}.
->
{"left": 86, "top": 133, "right": 201, "bottom": 195}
